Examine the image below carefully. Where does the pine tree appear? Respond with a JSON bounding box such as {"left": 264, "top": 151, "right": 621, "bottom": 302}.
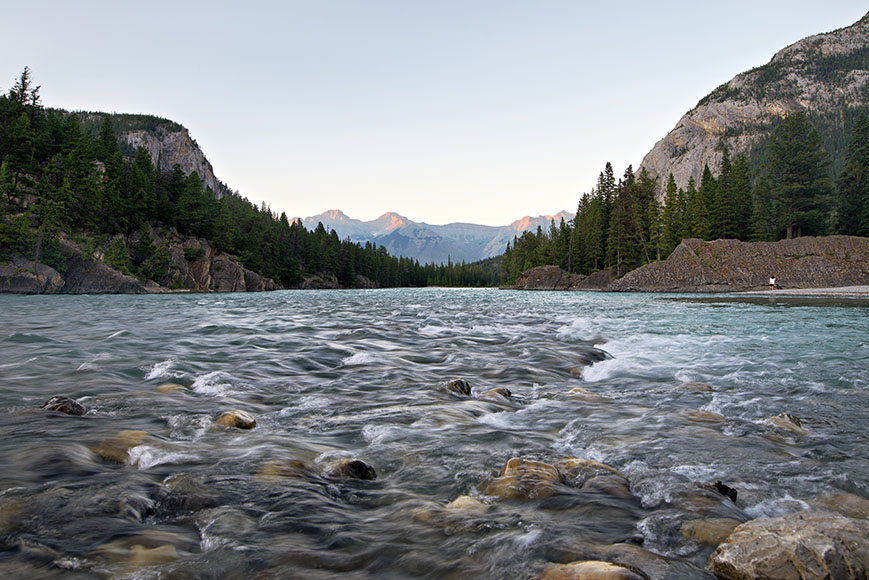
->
{"left": 767, "top": 112, "right": 833, "bottom": 239}
{"left": 836, "top": 113, "right": 869, "bottom": 236}
{"left": 662, "top": 173, "right": 683, "bottom": 255}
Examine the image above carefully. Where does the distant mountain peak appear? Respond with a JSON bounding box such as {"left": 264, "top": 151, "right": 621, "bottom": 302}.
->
{"left": 322, "top": 209, "right": 351, "bottom": 221}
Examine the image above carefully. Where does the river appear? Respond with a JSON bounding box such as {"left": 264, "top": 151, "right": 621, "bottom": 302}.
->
{"left": 0, "top": 289, "right": 867, "bottom": 578}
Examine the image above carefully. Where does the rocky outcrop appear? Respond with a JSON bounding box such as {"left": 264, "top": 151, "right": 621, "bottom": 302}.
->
{"left": 0, "top": 257, "right": 64, "bottom": 294}
{"left": 121, "top": 125, "right": 226, "bottom": 197}
{"left": 608, "top": 236, "right": 869, "bottom": 292}
{"left": 639, "top": 13, "right": 869, "bottom": 198}
{"left": 40, "top": 396, "right": 87, "bottom": 416}
{"left": 706, "top": 511, "right": 869, "bottom": 580}
{"left": 513, "top": 265, "right": 587, "bottom": 290}
{"left": 61, "top": 256, "right": 147, "bottom": 294}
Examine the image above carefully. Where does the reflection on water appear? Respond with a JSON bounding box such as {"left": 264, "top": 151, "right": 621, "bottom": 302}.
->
{"left": 0, "top": 289, "right": 866, "bottom": 578}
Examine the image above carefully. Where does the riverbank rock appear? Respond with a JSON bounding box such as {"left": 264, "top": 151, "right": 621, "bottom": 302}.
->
{"left": 514, "top": 266, "right": 588, "bottom": 291}
{"left": 216, "top": 410, "right": 257, "bottom": 430}
{"left": 40, "top": 395, "right": 87, "bottom": 416}
{"left": 706, "top": 511, "right": 869, "bottom": 580}
{"left": 323, "top": 458, "right": 377, "bottom": 481}
{"left": 608, "top": 236, "right": 869, "bottom": 292}
{"left": 535, "top": 560, "right": 649, "bottom": 580}
{"left": 0, "top": 257, "right": 64, "bottom": 294}
{"left": 681, "top": 517, "right": 742, "bottom": 545}
{"left": 485, "top": 458, "right": 565, "bottom": 501}
{"left": 61, "top": 256, "right": 147, "bottom": 294}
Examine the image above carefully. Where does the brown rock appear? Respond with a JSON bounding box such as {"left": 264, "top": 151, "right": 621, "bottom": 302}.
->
{"left": 216, "top": 410, "right": 257, "bottom": 430}
{"left": 322, "top": 458, "right": 377, "bottom": 481}
{"left": 556, "top": 457, "right": 626, "bottom": 487}
{"left": 154, "top": 382, "right": 185, "bottom": 393}
{"left": 485, "top": 458, "right": 564, "bottom": 501}
{"left": 40, "top": 395, "right": 86, "bottom": 416}
{"left": 677, "top": 381, "right": 714, "bottom": 393}
{"left": 566, "top": 387, "right": 610, "bottom": 402}
{"left": 808, "top": 492, "right": 869, "bottom": 519}
{"left": 514, "top": 265, "right": 587, "bottom": 291}
{"left": 91, "top": 430, "right": 150, "bottom": 463}
{"left": 707, "top": 511, "right": 869, "bottom": 580}
{"left": 535, "top": 560, "right": 648, "bottom": 580}
{"left": 683, "top": 409, "right": 725, "bottom": 424}
{"left": 681, "top": 517, "right": 741, "bottom": 545}
{"left": 257, "top": 459, "right": 311, "bottom": 481}
{"left": 763, "top": 413, "right": 807, "bottom": 435}
{"left": 478, "top": 387, "right": 512, "bottom": 402}
{"left": 444, "top": 379, "right": 472, "bottom": 397}
{"left": 0, "top": 257, "right": 64, "bottom": 294}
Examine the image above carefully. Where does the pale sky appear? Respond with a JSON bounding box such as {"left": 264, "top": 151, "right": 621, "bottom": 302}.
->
{"left": 2, "top": 1, "right": 866, "bottom": 226}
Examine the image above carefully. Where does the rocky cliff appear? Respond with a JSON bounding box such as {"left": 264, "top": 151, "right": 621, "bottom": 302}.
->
{"left": 608, "top": 236, "right": 869, "bottom": 292}
{"left": 0, "top": 228, "right": 279, "bottom": 295}
{"left": 639, "top": 12, "right": 869, "bottom": 197}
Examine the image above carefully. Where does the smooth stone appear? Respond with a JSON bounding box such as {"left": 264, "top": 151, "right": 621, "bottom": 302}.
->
{"left": 556, "top": 457, "right": 626, "bottom": 487}
{"left": 535, "top": 560, "right": 648, "bottom": 580}
{"left": 256, "top": 459, "right": 311, "bottom": 481}
{"left": 485, "top": 457, "right": 564, "bottom": 501}
{"left": 216, "top": 409, "right": 257, "bottom": 429}
{"left": 91, "top": 430, "right": 150, "bottom": 463}
{"left": 40, "top": 395, "right": 86, "bottom": 416}
{"left": 322, "top": 458, "right": 377, "bottom": 480}
{"left": 807, "top": 492, "right": 869, "bottom": 519}
{"left": 560, "top": 543, "right": 677, "bottom": 580}
{"left": 162, "top": 472, "right": 219, "bottom": 512}
{"left": 676, "top": 381, "right": 714, "bottom": 393}
{"left": 154, "top": 382, "right": 185, "bottom": 393}
{"left": 446, "top": 495, "right": 488, "bottom": 511}
{"left": 478, "top": 387, "right": 512, "bottom": 402}
{"left": 707, "top": 511, "right": 869, "bottom": 580}
{"left": 90, "top": 530, "right": 195, "bottom": 572}
{"left": 443, "top": 379, "right": 471, "bottom": 397}
{"left": 681, "top": 517, "right": 742, "bottom": 545}
{"left": 683, "top": 409, "right": 725, "bottom": 424}
{"left": 566, "top": 387, "right": 610, "bottom": 403}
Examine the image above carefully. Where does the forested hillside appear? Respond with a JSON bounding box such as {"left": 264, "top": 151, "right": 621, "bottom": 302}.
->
{"left": 501, "top": 111, "right": 869, "bottom": 283}
{"left": 0, "top": 69, "right": 497, "bottom": 291}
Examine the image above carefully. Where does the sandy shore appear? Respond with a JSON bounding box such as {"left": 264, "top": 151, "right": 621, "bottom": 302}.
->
{"left": 735, "top": 285, "right": 869, "bottom": 297}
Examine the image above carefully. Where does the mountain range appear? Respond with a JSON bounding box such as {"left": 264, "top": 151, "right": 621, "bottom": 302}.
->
{"left": 302, "top": 209, "right": 574, "bottom": 264}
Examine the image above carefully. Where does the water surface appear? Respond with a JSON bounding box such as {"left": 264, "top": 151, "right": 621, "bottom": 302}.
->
{"left": 1, "top": 289, "right": 866, "bottom": 578}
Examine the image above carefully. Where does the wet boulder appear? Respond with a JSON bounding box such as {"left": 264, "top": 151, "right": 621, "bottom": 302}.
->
{"left": 478, "top": 387, "right": 512, "bottom": 402}
{"left": 91, "top": 430, "right": 150, "bottom": 463}
{"left": 680, "top": 517, "right": 742, "bottom": 545}
{"left": 89, "top": 530, "right": 197, "bottom": 573}
{"left": 443, "top": 379, "right": 471, "bottom": 397}
{"left": 485, "top": 457, "right": 564, "bottom": 501}
{"left": 257, "top": 459, "right": 312, "bottom": 482}
{"left": 154, "top": 382, "right": 186, "bottom": 393}
{"left": 216, "top": 410, "right": 257, "bottom": 430}
{"left": 322, "top": 458, "right": 377, "bottom": 481}
{"left": 535, "top": 560, "right": 649, "bottom": 580}
{"left": 565, "top": 387, "right": 610, "bottom": 403}
{"left": 707, "top": 511, "right": 869, "bottom": 580}
{"left": 762, "top": 413, "right": 807, "bottom": 436}
{"left": 40, "top": 395, "right": 86, "bottom": 416}
{"left": 807, "top": 492, "right": 869, "bottom": 519}
{"left": 556, "top": 457, "right": 627, "bottom": 488}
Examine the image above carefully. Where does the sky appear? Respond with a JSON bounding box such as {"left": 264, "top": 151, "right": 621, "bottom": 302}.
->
{"left": 1, "top": 1, "right": 866, "bottom": 226}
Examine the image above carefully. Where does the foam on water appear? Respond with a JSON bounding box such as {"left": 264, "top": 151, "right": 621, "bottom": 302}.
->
{"left": 144, "top": 360, "right": 176, "bottom": 380}
{"left": 127, "top": 445, "right": 199, "bottom": 470}
{"left": 341, "top": 352, "right": 383, "bottom": 366}
{"left": 190, "top": 371, "right": 234, "bottom": 396}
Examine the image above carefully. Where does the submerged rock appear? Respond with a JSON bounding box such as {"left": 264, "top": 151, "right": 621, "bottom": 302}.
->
{"left": 89, "top": 530, "right": 196, "bottom": 572}
{"left": 91, "top": 430, "right": 150, "bottom": 463}
{"left": 322, "top": 458, "right": 377, "bottom": 481}
{"left": 485, "top": 457, "right": 564, "bottom": 501}
{"left": 680, "top": 517, "right": 741, "bottom": 545}
{"left": 535, "top": 560, "right": 649, "bottom": 580}
{"left": 762, "top": 413, "right": 807, "bottom": 436}
{"left": 807, "top": 492, "right": 869, "bottom": 519}
{"left": 682, "top": 410, "right": 725, "bottom": 424}
{"left": 154, "top": 382, "right": 186, "bottom": 393}
{"left": 707, "top": 511, "right": 869, "bottom": 580}
{"left": 216, "top": 410, "right": 257, "bottom": 430}
{"left": 566, "top": 387, "right": 610, "bottom": 403}
{"left": 257, "top": 459, "right": 312, "bottom": 481}
{"left": 478, "top": 387, "right": 512, "bottom": 402}
{"left": 40, "top": 395, "right": 86, "bottom": 416}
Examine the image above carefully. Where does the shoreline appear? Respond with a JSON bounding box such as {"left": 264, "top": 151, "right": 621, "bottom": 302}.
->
{"left": 732, "top": 285, "right": 869, "bottom": 298}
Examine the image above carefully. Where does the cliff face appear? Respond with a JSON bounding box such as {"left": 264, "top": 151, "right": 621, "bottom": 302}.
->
{"left": 639, "top": 13, "right": 869, "bottom": 197}
{"left": 608, "top": 236, "right": 869, "bottom": 292}
{"left": 0, "top": 229, "right": 279, "bottom": 295}
{"left": 121, "top": 125, "right": 226, "bottom": 197}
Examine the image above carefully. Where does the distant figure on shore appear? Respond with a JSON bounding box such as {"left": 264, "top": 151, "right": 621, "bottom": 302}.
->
{"left": 769, "top": 276, "right": 780, "bottom": 290}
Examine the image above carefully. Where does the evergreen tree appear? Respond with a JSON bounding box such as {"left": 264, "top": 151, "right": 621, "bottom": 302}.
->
{"left": 836, "top": 113, "right": 869, "bottom": 236}
{"left": 662, "top": 173, "right": 683, "bottom": 255}
{"left": 767, "top": 112, "right": 833, "bottom": 238}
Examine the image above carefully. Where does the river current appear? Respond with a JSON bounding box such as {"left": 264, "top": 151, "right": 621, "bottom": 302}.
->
{"left": 0, "top": 289, "right": 867, "bottom": 579}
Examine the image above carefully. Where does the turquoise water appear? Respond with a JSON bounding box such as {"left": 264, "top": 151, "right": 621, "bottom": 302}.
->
{"left": 0, "top": 289, "right": 867, "bottom": 578}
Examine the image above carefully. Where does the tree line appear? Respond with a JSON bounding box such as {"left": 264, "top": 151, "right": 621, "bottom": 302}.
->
{"left": 0, "top": 69, "right": 497, "bottom": 289}
{"left": 502, "top": 110, "right": 868, "bottom": 283}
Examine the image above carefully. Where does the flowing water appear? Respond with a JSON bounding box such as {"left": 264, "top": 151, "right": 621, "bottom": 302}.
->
{"left": 0, "top": 289, "right": 867, "bottom": 579}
